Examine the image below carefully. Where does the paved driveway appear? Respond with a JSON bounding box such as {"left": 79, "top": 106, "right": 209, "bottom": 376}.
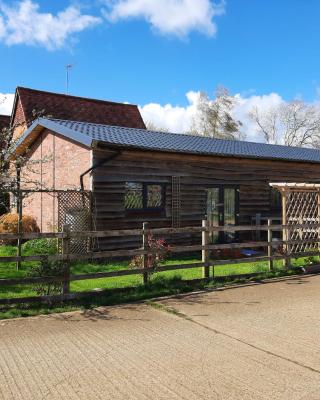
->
{"left": 1, "top": 275, "right": 320, "bottom": 399}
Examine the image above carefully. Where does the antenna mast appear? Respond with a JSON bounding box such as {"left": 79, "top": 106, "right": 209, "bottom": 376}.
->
{"left": 65, "top": 64, "right": 73, "bottom": 94}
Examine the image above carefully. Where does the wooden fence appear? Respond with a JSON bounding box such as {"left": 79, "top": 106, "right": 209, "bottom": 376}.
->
{"left": 0, "top": 221, "right": 319, "bottom": 305}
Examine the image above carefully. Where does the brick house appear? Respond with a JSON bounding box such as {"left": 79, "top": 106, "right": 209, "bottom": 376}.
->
{"left": 8, "top": 87, "right": 146, "bottom": 231}
{"left": 11, "top": 86, "right": 146, "bottom": 141}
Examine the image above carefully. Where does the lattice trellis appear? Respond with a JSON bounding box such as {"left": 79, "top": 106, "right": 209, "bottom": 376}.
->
{"left": 58, "top": 191, "right": 92, "bottom": 254}
{"left": 172, "top": 176, "right": 181, "bottom": 228}
{"left": 270, "top": 183, "right": 320, "bottom": 254}
{"left": 286, "top": 191, "right": 319, "bottom": 253}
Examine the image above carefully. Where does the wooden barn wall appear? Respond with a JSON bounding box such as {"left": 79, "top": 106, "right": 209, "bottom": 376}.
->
{"left": 92, "top": 147, "right": 320, "bottom": 249}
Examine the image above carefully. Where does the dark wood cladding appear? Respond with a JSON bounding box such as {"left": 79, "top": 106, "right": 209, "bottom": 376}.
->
{"left": 92, "top": 146, "right": 320, "bottom": 249}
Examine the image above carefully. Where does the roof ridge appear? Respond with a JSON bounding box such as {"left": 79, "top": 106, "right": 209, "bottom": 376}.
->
{"left": 16, "top": 86, "right": 139, "bottom": 108}
{"left": 50, "top": 118, "right": 195, "bottom": 138}
{"left": 50, "top": 117, "right": 156, "bottom": 132}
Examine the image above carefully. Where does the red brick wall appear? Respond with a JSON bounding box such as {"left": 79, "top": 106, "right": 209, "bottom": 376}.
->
{"left": 12, "top": 97, "right": 27, "bottom": 141}
{"left": 21, "top": 129, "right": 92, "bottom": 231}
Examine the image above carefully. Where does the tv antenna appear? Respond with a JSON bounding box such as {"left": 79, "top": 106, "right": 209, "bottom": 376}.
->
{"left": 65, "top": 64, "right": 73, "bottom": 94}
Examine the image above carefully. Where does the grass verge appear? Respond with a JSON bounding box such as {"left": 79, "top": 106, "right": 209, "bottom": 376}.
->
{"left": 0, "top": 268, "right": 303, "bottom": 320}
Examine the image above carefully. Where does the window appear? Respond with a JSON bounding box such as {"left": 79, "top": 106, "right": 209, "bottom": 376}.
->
{"left": 147, "top": 185, "right": 163, "bottom": 208}
{"left": 270, "top": 187, "right": 282, "bottom": 210}
{"left": 125, "top": 182, "right": 165, "bottom": 211}
{"left": 124, "top": 182, "right": 143, "bottom": 209}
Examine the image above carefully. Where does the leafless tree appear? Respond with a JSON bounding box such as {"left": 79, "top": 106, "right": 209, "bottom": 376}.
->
{"left": 191, "top": 86, "right": 244, "bottom": 140}
{"left": 248, "top": 100, "right": 320, "bottom": 147}
{"left": 0, "top": 109, "right": 51, "bottom": 213}
{"left": 145, "top": 121, "right": 169, "bottom": 132}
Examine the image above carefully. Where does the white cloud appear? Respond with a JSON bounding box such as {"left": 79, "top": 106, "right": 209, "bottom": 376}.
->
{"left": 0, "top": 1, "right": 101, "bottom": 50}
{"left": 140, "top": 91, "right": 200, "bottom": 132}
{"left": 140, "top": 91, "right": 286, "bottom": 142}
{"left": 104, "top": 0, "right": 225, "bottom": 37}
{"left": 0, "top": 93, "right": 14, "bottom": 115}
{"left": 0, "top": 15, "right": 5, "bottom": 39}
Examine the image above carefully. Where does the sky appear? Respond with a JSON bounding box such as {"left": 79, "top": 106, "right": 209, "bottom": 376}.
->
{"left": 1, "top": 0, "right": 320, "bottom": 140}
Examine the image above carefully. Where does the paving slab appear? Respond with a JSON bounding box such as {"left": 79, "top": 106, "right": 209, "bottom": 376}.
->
{"left": 1, "top": 275, "right": 320, "bottom": 399}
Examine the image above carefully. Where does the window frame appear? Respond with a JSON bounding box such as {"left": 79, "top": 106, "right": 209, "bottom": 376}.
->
{"left": 124, "top": 182, "right": 166, "bottom": 213}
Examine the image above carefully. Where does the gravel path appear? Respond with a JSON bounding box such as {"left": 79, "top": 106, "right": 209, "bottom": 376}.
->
{"left": 1, "top": 275, "right": 320, "bottom": 399}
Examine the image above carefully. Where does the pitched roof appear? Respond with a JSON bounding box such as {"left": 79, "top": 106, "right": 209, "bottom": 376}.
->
{"left": 16, "top": 118, "right": 320, "bottom": 164}
{"left": 0, "top": 115, "right": 10, "bottom": 132}
{"left": 11, "top": 87, "right": 146, "bottom": 129}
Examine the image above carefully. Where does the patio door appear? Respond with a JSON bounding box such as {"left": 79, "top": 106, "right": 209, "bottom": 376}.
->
{"left": 207, "top": 186, "right": 239, "bottom": 243}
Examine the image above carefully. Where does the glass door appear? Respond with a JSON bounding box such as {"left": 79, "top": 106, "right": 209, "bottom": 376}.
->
{"left": 207, "top": 188, "right": 221, "bottom": 243}
{"left": 207, "top": 186, "right": 238, "bottom": 243}
{"left": 223, "top": 188, "right": 237, "bottom": 243}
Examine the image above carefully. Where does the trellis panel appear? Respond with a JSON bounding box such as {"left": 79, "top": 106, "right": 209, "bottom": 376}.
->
{"left": 270, "top": 183, "right": 320, "bottom": 254}
{"left": 57, "top": 191, "right": 92, "bottom": 254}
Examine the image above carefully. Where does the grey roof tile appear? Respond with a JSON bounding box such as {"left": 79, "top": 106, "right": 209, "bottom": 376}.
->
{"left": 21, "top": 118, "right": 320, "bottom": 164}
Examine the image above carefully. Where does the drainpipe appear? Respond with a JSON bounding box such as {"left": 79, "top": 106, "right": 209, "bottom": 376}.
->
{"left": 80, "top": 150, "right": 122, "bottom": 191}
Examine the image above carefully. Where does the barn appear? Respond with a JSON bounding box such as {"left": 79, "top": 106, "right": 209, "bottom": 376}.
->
{"left": 15, "top": 116, "right": 320, "bottom": 250}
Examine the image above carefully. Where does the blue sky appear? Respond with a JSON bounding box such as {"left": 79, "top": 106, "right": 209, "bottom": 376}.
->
{"left": 1, "top": 0, "right": 320, "bottom": 134}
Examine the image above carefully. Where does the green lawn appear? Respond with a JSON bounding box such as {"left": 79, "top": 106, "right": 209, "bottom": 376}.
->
{"left": 0, "top": 244, "right": 311, "bottom": 296}
{"left": 0, "top": 242, "right": 314, "bottom": 319}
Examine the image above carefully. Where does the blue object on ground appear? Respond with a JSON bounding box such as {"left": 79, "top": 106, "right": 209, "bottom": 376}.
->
{"left": 241, "top": 249, "right": 260, "bottom": 257}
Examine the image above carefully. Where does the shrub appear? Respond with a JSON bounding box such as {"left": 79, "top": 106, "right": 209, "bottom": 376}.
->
{"left": 130, "top": 234, "right": 171, "bottom": 277}
{"left": 306, "top": 256, "right": 319, "bottom": 265}
{"left": 0, "top": 213, "right": 39, "bottom": 243}
{"left": 22, "top": 238, "right": 57, "bottom": 255}
{"left": 30, "top": 260, "right": 65, "bottom": 296}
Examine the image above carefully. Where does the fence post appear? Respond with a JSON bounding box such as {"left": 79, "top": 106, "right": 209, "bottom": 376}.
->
{"left": 267, "top": 219, "right": 273, "bottom": 271}
{"left": 62, "top": 224, "right": 71, "bottom": 295}
{"left": 202, "top": 220, "right": 210, "bottom": 279}
{"left": 142, "top": 222, "right": 149, "bottom": 285}
{"left": 16, "top": 190, "right": 23, "bottom": 271}
{"left": 282, "top": 191, "right": 290, "bottom": 269}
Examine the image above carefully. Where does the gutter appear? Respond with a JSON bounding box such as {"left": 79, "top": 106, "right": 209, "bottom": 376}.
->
{"left": 80, "top": 150, "right": 122, "bottom": 191}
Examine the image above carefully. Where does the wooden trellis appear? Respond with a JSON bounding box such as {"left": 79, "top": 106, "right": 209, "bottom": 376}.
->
{"left": 270, "top": 183, "right": 320, "bottom": 254}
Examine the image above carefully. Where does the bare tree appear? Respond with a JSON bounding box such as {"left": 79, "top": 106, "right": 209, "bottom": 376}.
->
{"left": 0, "top": 109, "right": 51, "bottom": 214}
{"left": 145, "top": 121, "right": 169, "bottom": 133}
{"left": 191, "top": 86, "right": 243, "bottom": 140}
{"left": 248, "top": 100, "right": 320, "bottom": 147}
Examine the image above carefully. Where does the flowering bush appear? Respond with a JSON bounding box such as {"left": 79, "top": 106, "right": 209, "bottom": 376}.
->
{"left": 130, "top": 234, "right": 171, "bottom": 276}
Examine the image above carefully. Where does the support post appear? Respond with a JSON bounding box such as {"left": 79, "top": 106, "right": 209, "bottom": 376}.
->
{"left": 202, "top": 220, "right": 210, "bottom": 279}
{"left": 142, "top": 222, "right": 149, "bottom": 285}
{"left": 282, "top": 190, "right": 290, "bottom": 269}
{"left": 267, "top": 218, "right": 273, "bottom": 271}
{"left": 16, "top": 190, "right": 22, "bottom": 271}
{"left": 318, "top": 190, "right": 320, "bottom": 252}
{"left": 255, "top": 213, "right": 261, "bottom": 241}
{"left": 62, "top": 224, "right": 71, "bottom": 295}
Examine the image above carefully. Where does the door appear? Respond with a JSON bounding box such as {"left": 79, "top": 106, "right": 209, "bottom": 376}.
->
{"left": 207, "top": 188, "right": 221, "bottom": 243}
{"left": 207, "top": 187, "right": 239, "bottom": 243}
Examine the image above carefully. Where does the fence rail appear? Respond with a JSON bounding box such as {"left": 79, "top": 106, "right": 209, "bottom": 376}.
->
{"left": 0, "top": 221, "right": 319, "bottom": 305}
{"left": 1, "top": 222, "right": 320, "bottom": 241}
